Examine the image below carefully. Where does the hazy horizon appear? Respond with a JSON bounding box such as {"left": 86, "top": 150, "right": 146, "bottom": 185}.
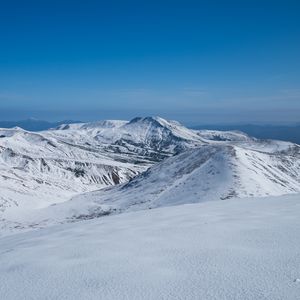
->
{"left": 1, "top": 1, "right": 299, "bottom": 124}
{"left": 0, "top": 114, "right": 299, "bottom": 127}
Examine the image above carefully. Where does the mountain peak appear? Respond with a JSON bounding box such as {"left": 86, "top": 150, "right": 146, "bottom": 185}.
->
{"left": 127, "top": 116, "right": 185, "bottom": 130}
{"left": 128, "top": 116, "right": 164, "bottom": 125}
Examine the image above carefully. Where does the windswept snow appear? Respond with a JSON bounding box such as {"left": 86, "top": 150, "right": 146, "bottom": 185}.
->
{"left": 0, "top": 194, "right": 300, "bottom": 300}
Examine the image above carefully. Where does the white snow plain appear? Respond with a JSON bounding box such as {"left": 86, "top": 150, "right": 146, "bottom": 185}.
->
{"left": 0, "top": 194, "right": 300, "bottom": 300}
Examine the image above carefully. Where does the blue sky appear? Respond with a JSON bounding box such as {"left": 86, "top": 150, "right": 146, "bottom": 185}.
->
{"left": 0, "top": 0, "right": 299, "bottom": 125}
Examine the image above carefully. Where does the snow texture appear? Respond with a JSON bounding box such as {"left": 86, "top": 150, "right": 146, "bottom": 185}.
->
{"left": 0, "top": 194, "right": 300, "bottom": 300}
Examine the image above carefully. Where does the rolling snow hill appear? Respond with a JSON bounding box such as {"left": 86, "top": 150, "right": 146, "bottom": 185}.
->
{"left": 1, "top": 194, "right": 300, "bottom": 300}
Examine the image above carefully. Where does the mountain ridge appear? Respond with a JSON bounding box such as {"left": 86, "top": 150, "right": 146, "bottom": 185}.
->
{"left": 0, "top": 116, "right": 299, "bottom": 234}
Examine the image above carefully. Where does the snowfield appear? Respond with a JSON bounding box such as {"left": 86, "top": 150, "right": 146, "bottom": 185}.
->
{"left": 0, "top": 194, "right": 300, "bottom": 300}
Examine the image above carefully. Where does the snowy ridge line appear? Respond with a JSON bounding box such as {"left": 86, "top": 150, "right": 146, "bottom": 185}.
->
{"left": 3, "top": 143, "right": 299, "bottom": 233}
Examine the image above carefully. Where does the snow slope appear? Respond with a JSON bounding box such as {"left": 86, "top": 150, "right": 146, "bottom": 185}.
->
{"left": 33, "top": 143, "right": 299, "bottom": 225}
{"left": 0, "top": 127, "right": 144, "bottom": 213}
{"left": 0, "top": 194, "right": 300, "bottom": 300}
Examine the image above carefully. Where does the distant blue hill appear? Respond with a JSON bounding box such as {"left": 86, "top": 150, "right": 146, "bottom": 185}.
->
{"left": 0, "top": 119, "right": 83, "bottom": 131}
{"left": 192, "top": 124, "right": 300, "bottom": 145}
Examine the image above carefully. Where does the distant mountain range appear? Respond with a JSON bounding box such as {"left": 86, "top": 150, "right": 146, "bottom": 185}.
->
{"left": 192, "top": 124, "right": 300, "bottom": 144}
{"left": 0, "top": 119, "right": 299, "bottom": 144}
{"left": 0, "top": 119, "right": 83, "bottom": 131}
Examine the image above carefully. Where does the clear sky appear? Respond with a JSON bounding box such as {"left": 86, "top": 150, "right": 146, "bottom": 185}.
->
{"left": 0, "top": 0, "right": 299, "bottom": 125}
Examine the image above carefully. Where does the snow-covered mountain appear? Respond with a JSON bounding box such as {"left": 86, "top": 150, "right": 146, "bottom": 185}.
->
{"left": 0, "top": 117, "right": 208, "bottom": 214}
{"left": 0, "top": 116, "right": 207, "bottom": 209}
{"left": 37, "top": 142, "right": 299, "bottom": 223}
{"left": 53, "top": 116, "right": 206, "bottom": 160}
{"left": 0, "top": 127, "right": 143, "bottom": 213}
{"left": 0, "top": 116, "right": 299, "bottom": 234}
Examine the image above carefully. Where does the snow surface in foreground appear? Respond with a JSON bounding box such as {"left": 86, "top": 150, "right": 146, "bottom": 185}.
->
{"left": 0, "top": 194, "right": 300, "bottom": 300}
